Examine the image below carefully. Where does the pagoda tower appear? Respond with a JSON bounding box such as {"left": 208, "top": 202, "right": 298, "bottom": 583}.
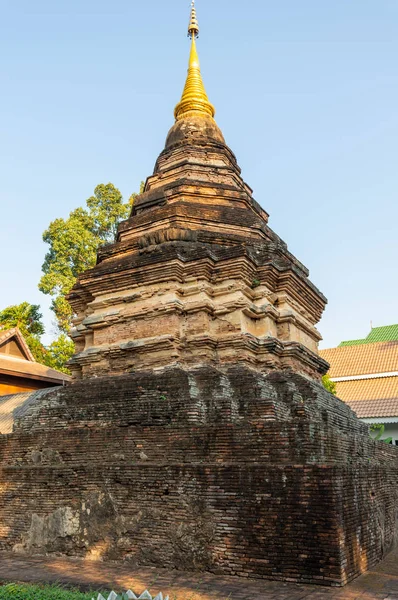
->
{"left": 1, "top": 3, "right": 397, "bottom": 589}
{"left": 67, "top": 2, "right": 328, "bottom": 381}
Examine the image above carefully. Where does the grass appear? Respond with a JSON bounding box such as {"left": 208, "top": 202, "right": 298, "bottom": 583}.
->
{"left": 0, "top": 583, "right": 206, "bottom": 600}
{"left": 0, "top": 583, "right": 97, "bottom": 599}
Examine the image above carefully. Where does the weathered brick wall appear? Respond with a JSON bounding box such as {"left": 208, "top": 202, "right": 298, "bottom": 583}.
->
{"left": 0, "top": 367, "right": 397, "bottom": 586}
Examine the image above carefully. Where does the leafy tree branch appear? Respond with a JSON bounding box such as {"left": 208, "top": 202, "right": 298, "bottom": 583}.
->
{"left": 39, "top": 182, "right": 141, "bottom": 333}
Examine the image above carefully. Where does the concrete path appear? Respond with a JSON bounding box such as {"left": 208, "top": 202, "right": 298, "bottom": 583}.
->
{"left": 0, "top": 551, "right": 398, "bottom": 599}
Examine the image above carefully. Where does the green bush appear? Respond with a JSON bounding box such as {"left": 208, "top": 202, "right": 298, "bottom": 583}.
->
{"left": 370, "top": 423, "right": 393, "bottom": 444}
{"left": 0, "top": 583, "right": 96, "bottom": 600}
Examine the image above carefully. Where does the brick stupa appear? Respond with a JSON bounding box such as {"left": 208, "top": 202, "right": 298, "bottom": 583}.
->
{"left": 1, "top": 4, "right": 397, "bottom": 587}
{"left": 67, "top": 11, "right": 328, "bottom": 381}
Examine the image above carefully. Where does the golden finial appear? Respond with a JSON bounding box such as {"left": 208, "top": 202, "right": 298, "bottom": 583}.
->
{"left": 188, "top": 0, "right": 199, "bottom": 38}
{"left": 174, "top": 1, "right": 215, "bottom": 121}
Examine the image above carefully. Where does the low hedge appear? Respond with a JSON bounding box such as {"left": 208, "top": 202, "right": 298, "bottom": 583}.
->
{"left": 0, "top": 583, "right": 96, "bottom": 599}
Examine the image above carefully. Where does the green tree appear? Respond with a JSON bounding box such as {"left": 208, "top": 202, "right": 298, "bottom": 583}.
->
{"left": 39, "top": 211, "right": 99, "bottom": 332}
{"left": 0, "top": 302, "right": 74, "bottom": 373}
{"left": 39, "top": 183, "right": 134, "bottom": 333}
{"left": 0, "top": 302, "right": 44, "bottom": 337}
{"left": 322, "top": 373, "right": 337, "bottom": 395}
{"left": 45, "top": 334, "right": 75, "bottom": 375}
{"left": 25, "top": 335, "right": 49, "bottom": 364}
{"left": 86, "top": 183, "right": 129, "bottom": 242}
{"left": 370, "top": 424, "right": 393, "bottom": 444}
{"left": 0, "top": 302, "right": 47, "bottom": 363}
{"left": 128, "top": 181, "right": 145, "bottom": 211}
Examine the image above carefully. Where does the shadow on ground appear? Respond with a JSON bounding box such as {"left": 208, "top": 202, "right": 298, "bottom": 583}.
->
{"left": 1, "top": 548, "right": 398, "bottom": 600}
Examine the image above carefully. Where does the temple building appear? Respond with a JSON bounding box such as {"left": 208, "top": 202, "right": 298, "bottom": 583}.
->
{"left": 0, "top": 328, "right": 70, "bottom": 396}
{"left": 321, "top": 324, "right": 398, "bottom": 442}
{"left": 1, "top": 3, "right": 398, "bottom": 588}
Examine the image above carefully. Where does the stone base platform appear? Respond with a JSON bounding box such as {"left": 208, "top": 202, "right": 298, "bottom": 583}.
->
{"left": 0, "top": 366, "right": 397, "bottom": 587}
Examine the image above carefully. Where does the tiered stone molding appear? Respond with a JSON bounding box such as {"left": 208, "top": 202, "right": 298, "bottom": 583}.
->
{"left": 68, "top": 114, "right": 328, "bottom": 380}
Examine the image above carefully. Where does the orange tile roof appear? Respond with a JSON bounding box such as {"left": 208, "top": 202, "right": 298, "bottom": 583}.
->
{"left": 320, "top": 341, "right": 398, "bottom": 378}
{"left": 349, "top": 399, "right": 398, "bottom": 419}
{"left": 336, "top": 376, "right": 398, "bottom": 402}
{"left": 335, "top": 377, "right": 398, "bottom": 419}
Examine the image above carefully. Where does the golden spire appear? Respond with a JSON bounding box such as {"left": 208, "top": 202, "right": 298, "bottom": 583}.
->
{"left": 174, "top": 1, "right": 215, "bottom": 121}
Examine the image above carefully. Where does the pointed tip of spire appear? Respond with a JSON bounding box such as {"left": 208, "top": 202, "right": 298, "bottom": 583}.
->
{"left": 174, "top": 1, "right": 215, "bottom": 122}
{"left": 188, "top": 1, "right": 199, "bottom": 38}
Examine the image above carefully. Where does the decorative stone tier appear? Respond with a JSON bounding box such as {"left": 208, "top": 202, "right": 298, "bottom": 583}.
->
{"left": 68, "top": 114, "right": 328, "bottom": 380}
{"left": 0, "top": 367, "right": 397, "bottom": 586}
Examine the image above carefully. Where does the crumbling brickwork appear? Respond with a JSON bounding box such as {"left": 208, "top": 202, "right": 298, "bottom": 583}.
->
{"left": 1, "top": 367, "right": 397, "bottom": 585}
{"left": 67, "top": 112, "right": 328, "bottom": 381}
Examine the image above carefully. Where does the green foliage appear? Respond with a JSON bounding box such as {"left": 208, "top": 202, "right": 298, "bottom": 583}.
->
{"left": 129, "top": 181, "right": 145, "bottom": 209}
{"left": 0, "top": 302, "right": 47, "bottom": 362}
{"left": 39, "top": 210, "right": 100, "bottom": 333}
{"left": 45, "top": 334, "right": 75, "bottom": 374}
{"left": 370, "top": 423, "right": 393, "bottom": 444}
{"left": 322, "top": 374, "right": 337, "bottom": 395}
{"left": 0, "top": 584, "right": 199, "bottom": 600}
{"left": 0, "top": 302, "right": 44, "bottom": 337}
{"left": 39, "top": 183, "right": 135, "bottom": 333}
{"left": 0, "top": 585, "right": 180, "bottom": 600}
{"left": 51, "top": 295, "right": 75, "bottom": 339}
{"left": 0, "top": 582, "right": 95, "bottom": 599}
{"left": 25, "top": 334, "right": 48, "bottom": 363}
{"left": 0, "top": 301, "right": 74, "bottom": 373}
{"left": 86, "top": 183, "right": 129, "bottom": 243}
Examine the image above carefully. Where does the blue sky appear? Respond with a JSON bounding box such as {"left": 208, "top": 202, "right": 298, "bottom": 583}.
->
{"left": 0, "top": 0, "right": 397, "bottom": 348}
